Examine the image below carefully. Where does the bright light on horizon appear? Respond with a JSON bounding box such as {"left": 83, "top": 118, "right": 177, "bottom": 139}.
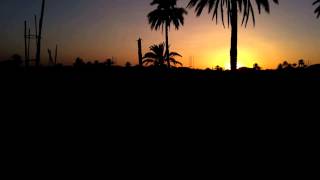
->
{"left": 206, "top": 47, "right": 259, "bottom": 70}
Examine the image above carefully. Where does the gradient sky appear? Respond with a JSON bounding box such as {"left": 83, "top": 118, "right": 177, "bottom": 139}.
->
{"left": 1, "top": 0, "right": 320, "bottom": 69}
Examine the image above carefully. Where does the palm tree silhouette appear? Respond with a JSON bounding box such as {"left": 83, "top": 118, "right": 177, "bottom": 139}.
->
{"left": 187, "top": 0, "right": 278, "bottom": 71}
{"left": 314, "top": 0, "right": 320, "bottom": 18}
{"left": 143, "top": 43, "right": 183, "bottom": 67}
{"left": 148, "top": 0, "right": 187, "bottom": 68}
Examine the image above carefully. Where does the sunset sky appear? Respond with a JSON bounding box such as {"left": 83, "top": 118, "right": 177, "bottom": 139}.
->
{"left": 1, "top": 0, "right": 320, "bottom": 69}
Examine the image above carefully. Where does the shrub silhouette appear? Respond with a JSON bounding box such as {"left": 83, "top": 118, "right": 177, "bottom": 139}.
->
{"left": 125, "top": 62, "right": 132, "bottom": 68}
{"left": 142, "top": 43, "right": 183, "bottom": 68}
{"left": 105, "top": 59, "right": 115, "bottom": 68}
{"left": 253, "top": 63, "right": 261, "bottom": 71}
{"left": 74, "top": 57, "right": 85, "bottom": 68}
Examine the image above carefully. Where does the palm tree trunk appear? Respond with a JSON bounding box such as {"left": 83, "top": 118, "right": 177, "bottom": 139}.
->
{"left": 165, "top": 22, "right": 171, "bottom": 68}
{"left": 230, "top": 0, "right": 238, "bottom": 71}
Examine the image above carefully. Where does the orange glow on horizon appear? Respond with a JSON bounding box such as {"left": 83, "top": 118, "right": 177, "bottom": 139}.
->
{"left": 2, "top": 0, "right": 320, "bottom": 69}
{"left": 207, "top": 47, "right": 259, "bottom": 69}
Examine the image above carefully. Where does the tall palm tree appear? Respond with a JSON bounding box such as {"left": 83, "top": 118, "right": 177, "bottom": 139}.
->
{"left": 143, "top": 43, "right": 183, "bottom": 67}
{"left": 187, "top": 0, "right": 278, "bottom": 71}
{"left": 314, "top": 0, "right": 320, "bottom": 18}
{"left": 148, "top": 0, "right": 187, "bottom": 68}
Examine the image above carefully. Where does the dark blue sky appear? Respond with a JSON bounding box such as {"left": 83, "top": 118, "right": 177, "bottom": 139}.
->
{"left": 1, "top": 0, "right": 320, "bottom": 69}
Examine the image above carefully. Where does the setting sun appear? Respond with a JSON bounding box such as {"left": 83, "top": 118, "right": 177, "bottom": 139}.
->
{"left": 208, "top": 47, "right": 258, "bottom": 70}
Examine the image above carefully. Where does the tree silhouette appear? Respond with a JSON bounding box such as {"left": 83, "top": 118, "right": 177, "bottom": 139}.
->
{"left": 11, "top": 54, "right": 23, "bottom": 66}
{"left": 253, "top": 63, "right": 261, "bottom": 71}
{"left": 143, "top": 43, "right": 183, "bottom": 67}
{"left": 277, "top": 63, "right": 283, "bottom": 70}
{"left": 278, "top": 60, "right": 295, "bottom": 70}
{"left": 74, "top": 57, "right": 85, "bottom": 67}
{"left": 125, "top": 62, "right": 132, "bottom": 68}
{"left": 105, "top": 59, "right": 115, "bottom": 68}
{"left": 282, "top": 61, "right": 290, "bottom": 69}
{"left": 215, "top": 65, "right": 223, "bottom": 71}
{"left": 314, "top": 0, "right": 320, "bottom": 18}
{"left": 187, "top": 0, "right": 278, "bottom": 71}
{"left": 148, "top": 0, "right": 187, "bottom": 68}
{"left": 298, "top": 59, "right": 306, "bottom": 69}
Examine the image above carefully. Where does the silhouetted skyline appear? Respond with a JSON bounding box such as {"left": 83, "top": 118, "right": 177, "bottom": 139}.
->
{"left": 1, "top": 0, "right": 320, "bottom": 69}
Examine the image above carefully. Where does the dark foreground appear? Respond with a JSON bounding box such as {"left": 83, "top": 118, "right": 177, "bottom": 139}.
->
{"left": 1, "top": 66, "right": 319, "bottom": 177}
{"left": 2, "top": 65, "right": 320, "bottom": 130}
{"left": 1, "top": 66, "right": 320, "bottom": 110}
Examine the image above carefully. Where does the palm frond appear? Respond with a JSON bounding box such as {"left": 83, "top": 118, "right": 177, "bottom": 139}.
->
{"left": 142, "top": 43, "right": 168, "bottom": 67}
{"left": 169, "top": 52, "right": 182, "bottom": 58}
{"left": 169, "top": 58, "right": 183, "bottom": 66}
{"left": 143, "top": 59, "right": 156, "bottom": 66}
{"left": 148, "top": 0, "right": 187, "bottom": 31}
{"left": 188, "top": 0, "right": 278, "bottom": 27}
{"left": 143, "top": 52, "right": 157, "bottom": 59}
{"left": 314, "top": 0, "right": 320, "bottom": 18}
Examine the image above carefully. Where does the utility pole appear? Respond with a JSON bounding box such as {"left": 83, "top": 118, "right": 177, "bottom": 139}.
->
{"left": 34, "top": 15, "right": 38, "bottom": 47}
{"left": 24, "top": 21, "right": 29, "bottom": 67}
{"left": 137, "top": 38, "right": 143, "bottom": 66}
{"left": 28, "top": 28, "right": 31, "bottom": 62}
{"left": 34, "top": 15, "right": 38, "bottom": 38}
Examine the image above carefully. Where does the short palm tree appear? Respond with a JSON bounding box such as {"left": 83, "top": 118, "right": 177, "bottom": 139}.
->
{"left": 314, "top": 0, "right": 320, "bottom": 18}
{"left": 148, "top": 0, "right": 187, "bottom": 68}
{"left": 187, "top": 0, "right": 279, "bottom": 71}
{"left": 143, "top": 43, "right": 183, "bottom": 67}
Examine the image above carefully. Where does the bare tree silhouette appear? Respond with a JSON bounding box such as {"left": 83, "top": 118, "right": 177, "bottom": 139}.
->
{"left": 148, "top": 0, "right": 187, "bottom": 68}
{"left": 35, "top": 0, "right": 46, "bottom": 67}
{"left": 143, "top": 43, "right": 183, "bottom": 67}
{"left": 48, "top": 49, "right": 53, "bottom": 65}
{"left": 187, "top": 0, "right": 278, "bottom": 71}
